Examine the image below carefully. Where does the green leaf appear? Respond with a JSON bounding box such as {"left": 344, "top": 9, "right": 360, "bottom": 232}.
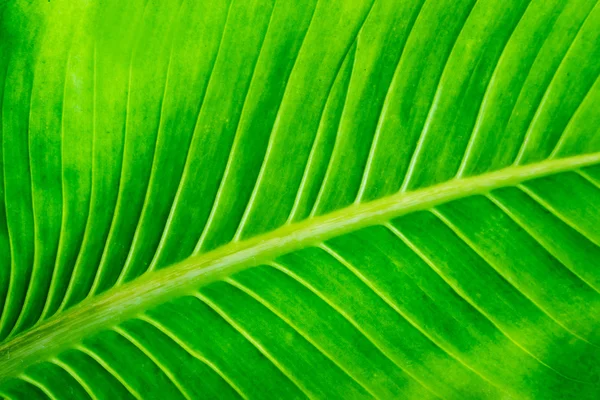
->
{"left": 1, "top": 0, "right": 599, "bottom": 399}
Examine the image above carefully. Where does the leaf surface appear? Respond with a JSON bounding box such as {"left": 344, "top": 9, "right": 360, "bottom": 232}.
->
{"left": 0, "top": 0, "right": 599, "bottom": 399}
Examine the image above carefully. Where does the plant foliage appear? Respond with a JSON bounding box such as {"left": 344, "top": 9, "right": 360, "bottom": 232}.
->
{"left": 0, "top": 0, "right": 599, "bottom": 398}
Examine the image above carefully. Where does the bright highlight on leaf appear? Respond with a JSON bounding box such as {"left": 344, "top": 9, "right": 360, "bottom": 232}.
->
{"left": 0, "top": 0, "right": 599, "bottom": 398}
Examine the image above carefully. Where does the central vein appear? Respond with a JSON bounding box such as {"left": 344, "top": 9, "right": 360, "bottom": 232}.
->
{"left": 1, "top": 151, "right": 599, "bottom": 380}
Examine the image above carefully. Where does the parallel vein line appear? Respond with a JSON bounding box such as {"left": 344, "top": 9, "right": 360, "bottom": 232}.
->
{"left": 386, "top": 221, "right": 588, "bottom": 386}
{"left": 399, "top": 0, "right": 479, "bottom": 192}
{"left": 85, "top": 13, "right": 138, "bottom": 295}
{"left": 99, "top": 0, "right": 184, "bottom": 289}
{"left": 377, "top": 223, "right": 516, "bottom": 344}
{"left": 225, "top": 277, "right": 378, "bottom": 399}
{"left": 40, "top": 44, "right": 75, "bottom": 321}
{"left": 269, "top": 261, "right": 443, "bottom": 399}
{"left": 486, "top": 192, "right": 600, "bottom": 295}
{"left": 355, "top": 0, "right": 428, "bottom": 202}
{"left": 384, "top": 223, "right": 527, "bottom": 394}
{"left": 116, "top": 0, "right": 228, "bottom": 282}
{"left": 111, "top": 52, "right": 174, "bottom": 282}
{"left": 309, "top": 39, "right": 361, "bottom": 217}
{"left": 0, "top": 58, "right": 37, "bottom": 339}
{"left": 307, "top": 0, "right": 383, "bottom": 216}
{"left": 384, "top": 226, "right": 548, "bottom": 398}
{"left": 241, "top": 0, "right": 377, "bottom": 225}
{"left": 513, "top": 1, "right": 599, "bottom": 165}
{"left": 456, "top": 0, "right": 534, "bottom": 177}
{"left": 197, "top": 0, "right": 317, "bottom": 252}
{"left": 74, "top": 344, "right": 142, "bottom": 400}
{"left": 50, "top": 357, "right": 99, "bottom": 400}
{"left": 112, "top": 325, "right": 192, "bottom": 400}
{"left": 548, "top": 73, "right": 600, "bottom": 159}
{"left": 431, "top": 207, "right": 599, "bottom": 348}
{"left": 0, "top": 56, "right": 14, "bottom": 336}
{"left": 501, "top": 1, "right": 593, "bottom": 166}
{"left": 576, "top": 168, "right": 600, "bottom": 189}
{"left": 18, "top": 374, "right": 58, "bottom": 400}
{"left": 136, "top": 314, "right": 247, "bottom": 400}
{"left": 191, "top": 292, "right": 314, "bottom": 399}
{"left": 234, "top": 0, "right": 326, "bottom": 239}
{"left": 518, "top": 183, "right": 600, "bottom": 247}
{"left": 56, "top": 44, "right": 98, "bottom": 314}
{"left": 133, "top": 0, "right": 235, "bottom": 278}
{"left": 67, "top": 0, "right": 153, "bottom": 306}
{"left": 319, "top": 242, "right": 500, "bottom": 391}
{"left": 301, "top": 0, "right": 379, "bottom": 218}
{"left": 14, "top": 34, "right": 42, "bottom": 341}
{"left": 288, "top": 41, "right": 356, "bottom": 223}
{"left": 87, "top": 0, "right": 156, "bottom": 292}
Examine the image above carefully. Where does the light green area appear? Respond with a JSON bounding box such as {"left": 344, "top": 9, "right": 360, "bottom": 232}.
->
{"left": 0, "top": 0, "right": 599, "bottom": 399}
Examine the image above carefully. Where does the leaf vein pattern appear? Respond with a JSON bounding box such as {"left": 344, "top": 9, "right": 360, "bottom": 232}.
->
{"left": 517, "top": 184, "right": 600, "bottom": 247}
{"left": 73, "top": 344, "right": 142, "bottom": 400}
{"left": 269, "top": 261, "right": 444, "bottom": 399}
{"left": 198, "top": 0, "right": 319, "bottom": 250}
{"left": 355, "top": 0, "right": 428, "bottom": 202}
{"left": 112, "top": 325, "right": 192, "bottom": 400}
{"left": 0, "top": 56, "right": 37, "bottom": 339}
{"left": 456, "top": 0, "right": 534, "bottom": 177}
{"left": 49, "top": 358, "right": 99, "bottom": 400}
{"left": 225, "top": 277, "right": 379, "bottom": 399}
{"left": 191, "top": 293, "right": 313, "bottom": 399}
{"left": 513, "top": 2, "right": 599, "bottom": 165}
{"left": 0, "top": 57, "right": 13, "bottom": 334}
{"left": 576, "top": 168, "right": 600, "bottom": 189}
{"left": 399, "top": 0, "right": 479, "bottom": 192}
{"left": 18, "top": 374, "right": 58, "bottom": 400}
{"left": 485, "top": 192, "right": 600, "bottom": 295}
{"left": 430, "top": 207, "right": 597, "bottom": 347}
{"left": 95, "top": 0, "right": 185, "bottom": 292}
{"left": 318, "top": 242, "right": 497, "bottom": 390}
{"left": 125, "top": 0, "right": 234, "bottom": 280}
{"left": 136, "top": 314, "right": 248, "bottom": 400}
{"left": 235, "top": 0, "right": 367, "bottom": 237}
{"left": 56, "top": 45, "right": 98, "bottom": 314}
{"left": 288, "top": 42, "right": 356, "bottom": 223}
{"left": 39, "top": 41, "right": 73, "bottom": 322}
{"left": 549, "top": 75, "right": 600, "bottom": 159}
{"left": 114, "top": 0, "right": 228, "bottom": 281}
{"left": 384, "top": 220, "right": 587, "bottom": 386}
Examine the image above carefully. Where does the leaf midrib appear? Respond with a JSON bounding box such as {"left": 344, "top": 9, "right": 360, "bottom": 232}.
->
{"left": 1, "top": 151, "right": 599, "bottom": 380}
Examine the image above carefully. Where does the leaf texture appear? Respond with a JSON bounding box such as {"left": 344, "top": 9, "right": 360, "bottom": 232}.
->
{"left": 0, "top": 0, "right": 599, "bottom": 399}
